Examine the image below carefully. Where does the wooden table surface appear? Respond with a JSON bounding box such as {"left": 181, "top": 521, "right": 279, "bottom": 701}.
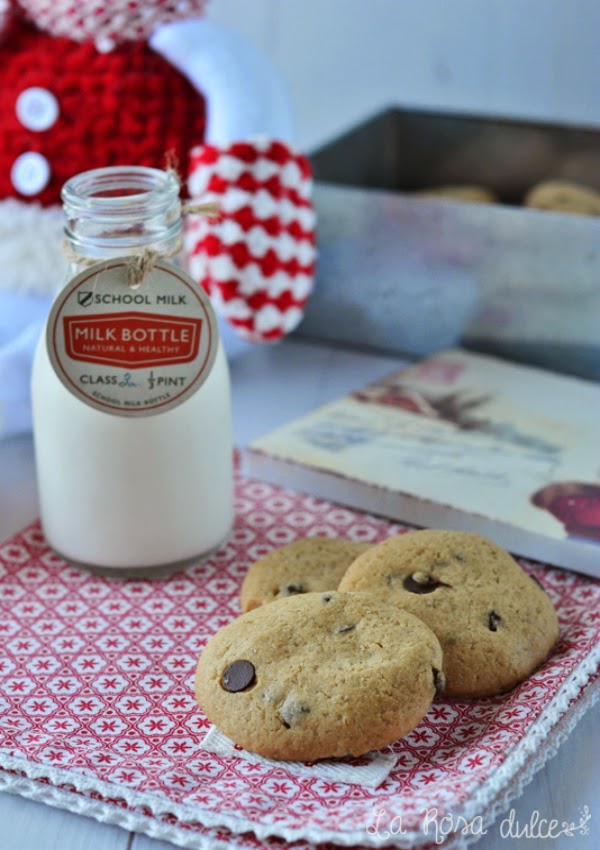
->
{"left": 0, "top": 339, "right": 597, "bottom": 850}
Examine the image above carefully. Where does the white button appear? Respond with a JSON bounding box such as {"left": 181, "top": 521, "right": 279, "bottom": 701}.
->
{"left": 16, "top": 87, "right": 59, "bottom": 131}
{"left": 11, "top": 152, "right": 51, "bottom": 196}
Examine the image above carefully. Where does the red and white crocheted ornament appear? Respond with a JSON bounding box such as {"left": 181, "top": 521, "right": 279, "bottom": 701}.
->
{"left": 0, "top": 0, "right": 315, "bottom": 343}
{"left": 186, "top": 139, "right": 316, "bottom": 342}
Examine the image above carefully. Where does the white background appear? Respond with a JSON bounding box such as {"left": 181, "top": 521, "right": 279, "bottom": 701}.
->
{"left": 207, "top": 0, "right": 600, "bottom": 152}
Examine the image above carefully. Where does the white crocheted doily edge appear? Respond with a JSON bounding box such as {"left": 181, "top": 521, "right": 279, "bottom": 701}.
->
{"left": 0, "top": 644, "right": 598, "bottom": 850}
{"left": 0, "top": 676, "right": 596, "bottom": 850}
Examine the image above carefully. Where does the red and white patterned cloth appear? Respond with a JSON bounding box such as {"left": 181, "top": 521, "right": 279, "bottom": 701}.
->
{"left": 0, "top": 464, "right": 598, "bottom": 849}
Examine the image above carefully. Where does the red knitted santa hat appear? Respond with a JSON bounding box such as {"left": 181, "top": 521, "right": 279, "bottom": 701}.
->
{"left": 0, "top": 0, "right": 316, "bottom": 343}
{"left": 0, "top": 1, "right": 207, "bottom": 206}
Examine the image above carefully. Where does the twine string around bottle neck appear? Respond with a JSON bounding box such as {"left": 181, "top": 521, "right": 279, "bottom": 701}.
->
{"left": 61, "top": 200, "right": 219, "bottom": 289}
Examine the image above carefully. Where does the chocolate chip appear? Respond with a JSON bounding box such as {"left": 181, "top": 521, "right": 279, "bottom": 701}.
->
{"left": 403, "top": 572, "right": 451, "bottom": 594}
{"left": 221, "top": 660, "right": 256, "bottom": 692}
{"left": 280, "top": 698, "right": 311, "bottom": 729}
{"left": 281, "top": 583, "right": 306, "bottom": 596}
{"left": 433, "top": 668, "right": 446, "bottom": 696}
{"left": 336, "top": 624, "right": 356, "bottom": 634}
{"left": 488, "top": 611, "right": 503, "bottom": 632}
{"left": 322, "top": 594, "right": 334, "bottom": 603}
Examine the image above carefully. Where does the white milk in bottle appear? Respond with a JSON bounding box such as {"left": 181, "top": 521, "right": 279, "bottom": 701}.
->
{"left": 31, "top": 166, "right": 233, "bottom": 574}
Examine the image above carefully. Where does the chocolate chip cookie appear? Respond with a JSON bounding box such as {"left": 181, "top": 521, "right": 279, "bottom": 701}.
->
{"left": 339, "top": 529, "right": 559, "bottom": 698}
{"left": 524, "top": 179, "right": 600, "bottom": 216}
{"left": 415, "top": 185, "right": 498, "bottom": 204}
{"left": 196, "top": 591, "right": 443, "bottom": 760}
{"left": 239, "top": 537, "right": 370, "bottom": 612}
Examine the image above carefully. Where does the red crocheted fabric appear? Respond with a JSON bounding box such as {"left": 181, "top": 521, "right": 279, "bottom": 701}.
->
{"left": 0, "top": 16, "right": 206, "bottom": 206}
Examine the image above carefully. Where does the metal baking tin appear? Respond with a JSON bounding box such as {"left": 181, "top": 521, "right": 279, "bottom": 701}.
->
{"left": 298, "top": 107, "right": 600, "bottom": 380}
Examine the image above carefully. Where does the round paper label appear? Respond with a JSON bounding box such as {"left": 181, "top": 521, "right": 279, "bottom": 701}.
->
{"left": 47, "top": 258, "right": 219, "bottom": 416}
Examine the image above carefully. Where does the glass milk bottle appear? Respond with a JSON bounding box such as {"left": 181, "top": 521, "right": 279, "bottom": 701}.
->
{"left": 31, "top": 166, "right": 233, "bottom": 574}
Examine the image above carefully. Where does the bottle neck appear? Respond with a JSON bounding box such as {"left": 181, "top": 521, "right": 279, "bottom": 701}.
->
{"left": 61, "top": 166, "right": 182, "bottom": 270}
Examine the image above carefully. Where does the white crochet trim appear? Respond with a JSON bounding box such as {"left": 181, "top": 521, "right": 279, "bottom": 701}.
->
{"left": 427, "top": 671, "right": 599, "bottom": 850}
{"left": 0, "top": 678, "right": 596, "bottom": 850}
{"left": 0, "top": 645, "right": 597, "bottom": 849}
{"left": 0, "top": 200, "right": 66, "bottom": 295}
